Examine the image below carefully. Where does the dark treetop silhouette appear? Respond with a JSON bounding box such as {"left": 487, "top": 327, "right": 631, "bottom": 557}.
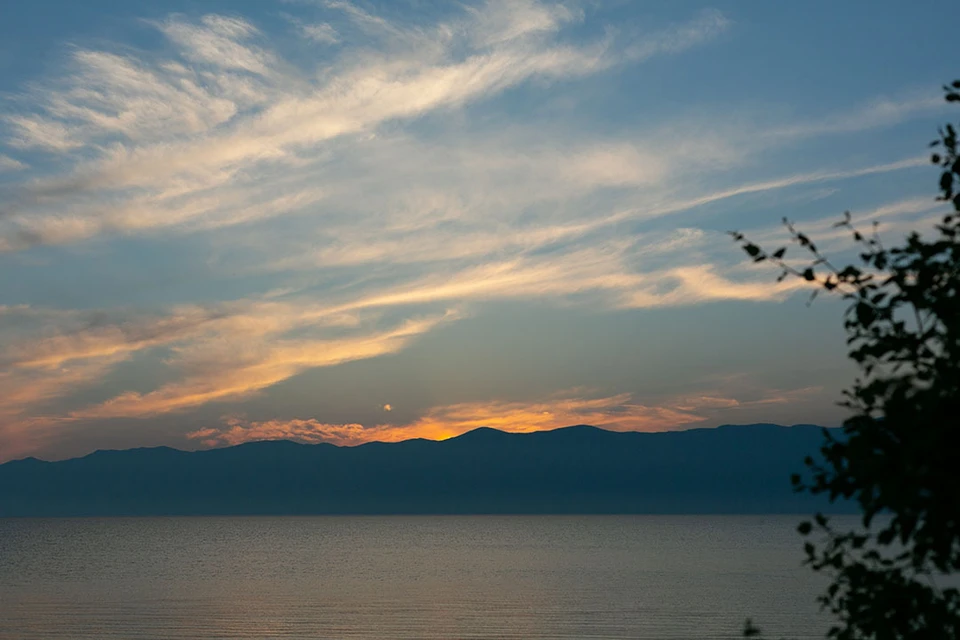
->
{"left": 0, "top": 423, "right": 843, "bottom": 517}
{"left": 733, "top": 81, "right": 960, "bottom": 640}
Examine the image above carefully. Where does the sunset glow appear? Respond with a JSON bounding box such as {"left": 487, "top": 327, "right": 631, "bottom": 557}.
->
{"left": 0, "top": 1, "right": 953, "bottom": 461}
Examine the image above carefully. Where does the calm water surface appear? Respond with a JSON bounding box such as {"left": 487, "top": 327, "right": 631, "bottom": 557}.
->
{"left": 0, "top": 516, "right": 830, "bottom": 639}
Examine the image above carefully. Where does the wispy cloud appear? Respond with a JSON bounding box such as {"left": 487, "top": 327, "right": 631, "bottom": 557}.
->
{"left": 293, "top": 20, "right": 341, "bottom": 45}
{"left": 0, "top": 296, "right": 452, "bottom": 418}
{"left": 770, "top": 94, "right": 949, "bottom": 140}
{"left": 0, "top": 154, "right": 24, "bottom": 171}
{"left": 626, "top": 156, "right": 930, "bottom": 225}
{"left": 0, "top": 245, "right": 803, "bottom": 432}
{"left": 186, "top": 383, "right": 823, "bottom": 449}
{"left": 621, "top": 8, "right": 729, "bottom": 61}
{"left": 2, "top": 1, "right": 722, "bottom": 246}
{"left": 740, "top": 193, "right": 949, "bottom": 259}
{"left": 185, "top": 391, "right": 703, "bottom": 448}
{"left": 0, "top": 296, "right": 457, "bottom": 460}
{"left": 0, "top": 1, "right": 946, "bottom": 461}
{"left": 71, "top": 312, "right": 453, "bottom": 419}
{"left": 159, "top": 15, "right": 274, "bottom": 75}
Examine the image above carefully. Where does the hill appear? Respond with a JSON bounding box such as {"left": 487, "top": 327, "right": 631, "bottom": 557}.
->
{"left": 0, "top": 423, "right": 850, "bottom": 516}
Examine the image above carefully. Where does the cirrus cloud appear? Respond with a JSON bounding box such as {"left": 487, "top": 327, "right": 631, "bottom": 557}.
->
{"left": 0, "top": 1, "right": 947, "bottom": 463}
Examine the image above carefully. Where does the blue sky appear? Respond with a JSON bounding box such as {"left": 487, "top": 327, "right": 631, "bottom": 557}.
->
{"left": 0, "top": 0, "right": 956, "bottom": 461}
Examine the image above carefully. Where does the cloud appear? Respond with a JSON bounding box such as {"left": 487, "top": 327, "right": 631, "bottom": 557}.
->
{"left": 296, "top": 21, "right": 341, "bottom": 45}
{"left": 321, "top": 0, "right": 407, "bottom": 39}
{"left": 187, "top": 418, "right": 368, "bottom": 448}
{"left": 2, "top": 305, "right": 231, "bottom": 369}
{"left": 71, "top": 313, "right": 453, "bottom": 419}
{"left": 0, "top": 154, "right": 25, "bottom": 171}
{"left": 0, "top": 293, "right": 454, "bottom": 428}
{"left": 240, "top": 132, "right": 924, "bottom": 281}
{"left": 624, "top": 156, "right": 930, "bottom": 225}
{"left": 0, "top": 220, "right": 806, "bottom": 444}
{"left": 467, "top": 0, "right": 581, "bottom": 48}
{"left": 158, "top": 15, "right": 274, "bottom": 75}
{"left": 6, "top": 48, "right": 262, "bottom": 154}
{"left": 0, "top": 2, "right": 945, "bottom": 461}
{"left": 621, "top": 8, "right": 730, "bottom": 61}
{"left": 0, "top": 240, "right": 806, "bottom": 437}
{"left": 622, "top": 263, "right": 810, "bottom": 308}
{"left": 0, "top": 305, "right": 138, "bottom": 460}
{"left": 393, "top": 392, "right": 705, "bottom": 440}
{"left": 770, "top": 94, "right": 949, "bottom": 140}
{"left": 1, "top": 2, "right": 730, "bottom": 248}
{"left": 186, "top": 384, "right": 823, "bottom": 449}
{"left": 186, "top": 391, "right": 705, "bottom": 448}
{"left": 739, "top": 194, "right": 950, "bottom": 259}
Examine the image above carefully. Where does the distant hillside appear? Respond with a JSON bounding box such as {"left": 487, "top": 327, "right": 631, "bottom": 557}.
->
{"left": 0, "top": 424, "right": 852, "bottom": 516}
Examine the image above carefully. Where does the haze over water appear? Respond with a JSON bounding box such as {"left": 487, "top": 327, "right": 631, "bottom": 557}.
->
{"left": 0, "top": 515, "right": 830, "bottom": 639}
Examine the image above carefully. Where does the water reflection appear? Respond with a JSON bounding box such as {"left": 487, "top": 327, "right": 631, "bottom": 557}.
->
{"left": 0, "top": 515, "right": 831, "bottom": 639}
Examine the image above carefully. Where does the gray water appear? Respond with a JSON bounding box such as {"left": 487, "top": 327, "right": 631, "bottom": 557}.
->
{"left": 0, "top": 516, "right": 830, "bottom": 639}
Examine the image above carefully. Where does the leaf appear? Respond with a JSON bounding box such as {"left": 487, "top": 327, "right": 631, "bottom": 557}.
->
{"left": 942, "top": 172, "right": 955, "bottom": 192}
{"left": 772, "top": 247, "right": 786, "bottom": 259}
{"left": 803, "top": 268, "right": 816, "bottom": 281}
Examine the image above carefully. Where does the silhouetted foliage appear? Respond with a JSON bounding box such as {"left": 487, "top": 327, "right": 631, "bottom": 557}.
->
{"left": 732, "top": 80, "right": 960, "bottom": 640}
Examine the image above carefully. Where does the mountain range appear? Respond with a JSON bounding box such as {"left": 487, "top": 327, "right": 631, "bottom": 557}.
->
{"left": 0, "top": 423, "right": 853, "bottom": 516}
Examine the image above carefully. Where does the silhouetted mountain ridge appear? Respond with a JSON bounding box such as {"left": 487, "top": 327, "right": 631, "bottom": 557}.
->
{"left": 0, "top": 423, "right": 847, "bottom": 516}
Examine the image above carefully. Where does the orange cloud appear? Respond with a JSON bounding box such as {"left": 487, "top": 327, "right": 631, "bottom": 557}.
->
{"left": 72, "top": 313, "right": 453, "bottom": 420}
{"left": 186, "top": 391, "right": 709, "bottom": 448}
{"left": 187, "top": 418, "right": 369, "bottom": 448}
{"left": 396, "top": 392, "right": 705, "bottom": 441}
{"left": 186, "top": 384, "right": 826, "bottom": 450}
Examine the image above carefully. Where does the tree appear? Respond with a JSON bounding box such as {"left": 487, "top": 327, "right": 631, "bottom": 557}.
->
{"left": 733, "top": 81, "right": 960, "bottom": 640}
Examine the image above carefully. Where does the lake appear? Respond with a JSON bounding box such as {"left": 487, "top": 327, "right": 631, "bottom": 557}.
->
{"left": 0, "top": 515, "right": 831, "bottom": 639}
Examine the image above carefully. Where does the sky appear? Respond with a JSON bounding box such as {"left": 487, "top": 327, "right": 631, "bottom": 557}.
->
{"left": 0, "top": 0, "right": 957, "bottom": 462}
